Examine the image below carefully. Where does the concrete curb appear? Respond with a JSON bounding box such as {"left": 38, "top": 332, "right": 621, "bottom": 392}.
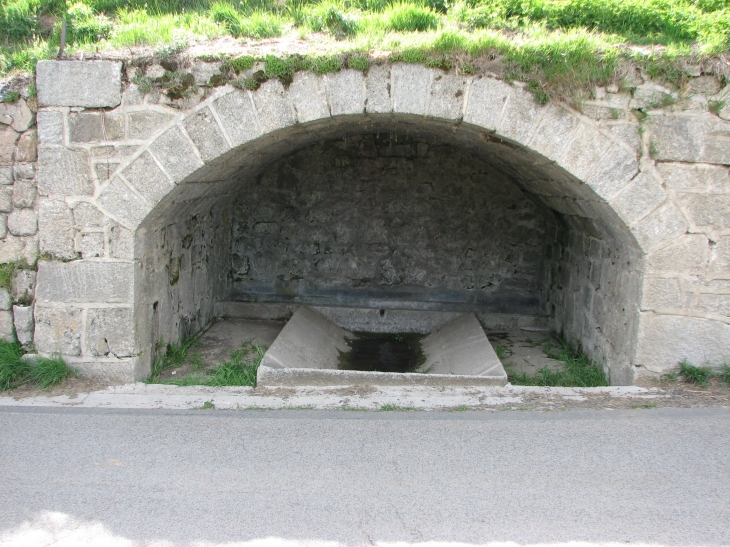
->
{"left": 0, "top": 383, "right": 661, "bottom": 411}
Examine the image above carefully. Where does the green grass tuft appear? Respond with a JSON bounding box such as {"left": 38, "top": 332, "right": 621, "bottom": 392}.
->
{"left": 204, "top": 342, "right": 264, "bottom": 386}
{"left": 0, "top": 339, "right": 74, "bottom": 391}
{"left": 378, "top": 402, "right": 416, "bottom": 411}
{"left": 347, "top": 54, "right": 370, "bottom": 72}
{"left": 2, "top": 90, "right": 21, "bottom": 103}
{"left": 31, "top": 356, "right": 74, "bottom": 389}
{"left": 0, "top": 263, "right": 15, "bottom": 291}
{"left": 0, "top": 340, "right": 29, "bottom": 390}
{"left": 385, "top": 3, "right": 439, "bottom": 32}
{"left": 150, "top": 340, "right": 266, "bottom": 387}
{"left": 508, "top": 336, "right": 609, "bottom": 387}
{"left": 150, "top": 335, "right": 199, "bottom": 379}
{"left": 679, "top": 359, "right": 713, "bottom": 387}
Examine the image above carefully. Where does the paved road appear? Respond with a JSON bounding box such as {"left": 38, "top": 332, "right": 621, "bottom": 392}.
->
{"left": 0, "top": 406, "right": 729, "bottom": 546}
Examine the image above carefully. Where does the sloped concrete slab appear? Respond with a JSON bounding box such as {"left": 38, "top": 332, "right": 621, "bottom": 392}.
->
{"left": 422, "top": 313, "right": 506, "bottom": 378}
{"left": 260, "top": 305, "right": 349, "bottom": 370}
{"left": 258, "top": 307, "right": 507, "bottom": 387}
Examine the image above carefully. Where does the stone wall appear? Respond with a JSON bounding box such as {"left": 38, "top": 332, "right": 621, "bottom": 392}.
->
{"left": 544, "top": 218, "right": 643, "bottom": 384}
{"left": 135, "top": 203, "right": 230, "bottom": 377}
{"left": 6, "top": 57, "right": 727, "bottom": 384}
{"left": 0, "top": 92, "right": 39, "bottom": 348}
{"left": 229, "top": 134, "right": 549, "bottom": 313}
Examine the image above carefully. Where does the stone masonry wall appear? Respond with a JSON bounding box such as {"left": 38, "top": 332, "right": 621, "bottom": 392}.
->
{"left": 0, "top": 92, "right": 39, "bottom": 349}
{"left": 14, "top": 57, "right": 730, "bottom": 383}
{"left": 135, "top": 204, "right": 230, "bottom": 377}
{"left": 229, "top": 134, "right": 549, "bottom": 313}
{"left": 545, "top": 218, "right": 643, "bottom": 384}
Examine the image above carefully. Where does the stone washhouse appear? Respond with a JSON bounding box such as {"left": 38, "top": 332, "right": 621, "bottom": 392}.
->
{"left": 1, "top": 59, "right": 728, "bottom": 385}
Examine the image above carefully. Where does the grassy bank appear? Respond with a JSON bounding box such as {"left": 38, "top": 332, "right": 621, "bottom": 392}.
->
{"left": 1, "top": 0, "right": 729, "bottom": 100}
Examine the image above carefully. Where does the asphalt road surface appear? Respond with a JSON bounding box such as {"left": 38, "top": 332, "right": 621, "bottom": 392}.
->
{"left": 1, "top": 406, "right": 729, "bottom": 546}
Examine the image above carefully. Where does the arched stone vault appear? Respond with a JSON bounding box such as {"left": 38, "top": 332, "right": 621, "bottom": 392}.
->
{"left": 32, "top": 61, "right": 730, "bottom": 384}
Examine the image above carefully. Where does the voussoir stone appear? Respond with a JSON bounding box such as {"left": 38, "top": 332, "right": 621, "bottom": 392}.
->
{"left": 427, "top": 72, "right": 468, "bottom": 120}
{"left": 610, "top": 172, "right": 666, "bottom": 225}
{"left": 212, "top": 90, "right": 261, "bottom": 147}
{"left": 97, "top": 177, "right": 152, "bottom": 229}
{"left": 289, "top": 72, "right": 329, "bottom": 123}
{"left": 633, "top": 201, "right": 688, "bottom": 252}
{"left": 36, "top": 60, "right": 122, "bottom": 108}
{"left": 556, "top": 123, "right": 614, "bottom": 182}
{"left": 36, "top": 260, "right": 133, "bottom": 303}
{"left": 586, "top": 145, "right": 640, "bottom": 201}
{"left": 183, "top": 107, "right": 231, "bottom": 163}
{"left": 148, "top": 126, "right": 203, "bottom": 183}
{"left": 122, "top": 151, "right": 174, "bottom": 204}
{"left": 252, "top": 80, "right": 296, "bottom": 134}
{"left": 392, "top": 64, "right": 431, "bottom": 116}
{"left": 327, "top": 69, "right": 365, "bottom": 116}
{"left": 365, "top": 64, "right": 391, "bottom": 114}
{"left": 464, "top": 76, "right": 512, "bottom": 131}
{"left": 497, "top": 86, "right": 544, "bottom": 145}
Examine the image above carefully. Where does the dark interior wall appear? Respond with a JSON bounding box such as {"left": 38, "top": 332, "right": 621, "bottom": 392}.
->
{"left": 227, "top": 134, "right": 551, "bottom": 314}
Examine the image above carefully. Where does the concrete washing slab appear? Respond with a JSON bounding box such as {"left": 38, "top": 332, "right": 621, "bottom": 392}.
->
{"left": 258, "top": 306, "right": 508, "bottom": 387}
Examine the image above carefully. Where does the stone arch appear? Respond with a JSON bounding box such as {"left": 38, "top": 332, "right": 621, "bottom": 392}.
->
{"left": 79, "top": 64, "right": 659, "bottom": 386}
{"left": 37, "top": 61, "right": 709, "bottom": 385}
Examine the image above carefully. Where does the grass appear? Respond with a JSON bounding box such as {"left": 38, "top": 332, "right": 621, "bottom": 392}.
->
{"left": 679, "top": 359, "right": 714, "bottom": 387}
{"left": 378, "top": 402, "right": 416, "bottom": 411}
{"left": 148, "top": 339, "right": 266, "bottom": 387}
{"left": 1, "top": 0, "right": 729, "bottom": 103}
{"left": 0, "top": 340, "right": 74, "bottom": 391}
{"left": 660, "top": 361, "right": 730, "bottom": 387}
{"left": 507, "top": 335, "right": 609, "bottom": 387}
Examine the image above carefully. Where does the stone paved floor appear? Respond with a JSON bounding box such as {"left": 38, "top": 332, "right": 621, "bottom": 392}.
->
{"left": 486, "top": 328, "right": 562, "bottom": 376}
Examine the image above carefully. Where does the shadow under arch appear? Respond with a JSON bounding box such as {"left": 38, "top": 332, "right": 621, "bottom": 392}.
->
{"left": 134, "top": 114, "right": 644, "bottom": 385}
